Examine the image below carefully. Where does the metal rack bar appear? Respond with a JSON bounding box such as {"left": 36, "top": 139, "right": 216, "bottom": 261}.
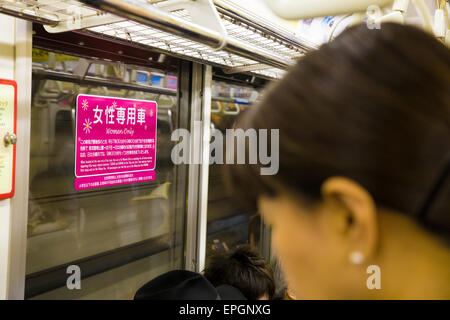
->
{"left": 0, "top": 6, "right": 58, "bottom": 26}
{"left": 223, "top": 63, "right": 272, "bottom": 74}
{"left": 79, "top": 0, "right": 294, "bottom": 70}
{"left": 213, "top": 0, "right": 317, "bottom": 51}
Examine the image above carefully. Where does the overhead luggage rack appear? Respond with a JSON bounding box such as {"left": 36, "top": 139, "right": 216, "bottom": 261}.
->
{"left": 0, "top": 0, "right": 316, "bottom": 79}
{"left": 0, "top": 0, "right": 98, "bottom": 25}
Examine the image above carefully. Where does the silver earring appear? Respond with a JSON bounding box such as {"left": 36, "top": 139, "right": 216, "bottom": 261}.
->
{"left": 349, "top": 251, "right": 365, "bottom": 265}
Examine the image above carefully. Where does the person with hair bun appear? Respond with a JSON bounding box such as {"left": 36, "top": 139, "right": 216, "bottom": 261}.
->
{"left": 226, "top": 23, "right": 450, "bottom": 300}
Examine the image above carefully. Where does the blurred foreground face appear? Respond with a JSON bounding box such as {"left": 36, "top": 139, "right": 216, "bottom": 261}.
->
{"left": 259, "top": 192, "right": 371, "bottom": 299}
{"left": 258, "top": 179, "right": 450, "bottom": 299}
{"left": 258, "top": 186, "right": 371, "bottom": 300}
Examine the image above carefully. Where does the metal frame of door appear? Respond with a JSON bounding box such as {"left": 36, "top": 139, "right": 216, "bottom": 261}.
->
{"left": 183, "top": 62, "right": 212, "bottom": 273}
{"left": 0, "top": 15, "right": 32, "bottom": 300}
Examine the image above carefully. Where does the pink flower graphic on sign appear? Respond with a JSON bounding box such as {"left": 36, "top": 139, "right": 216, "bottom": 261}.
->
{"left": 81, "top": 99, "right": 89, "bottom": 111}
{"left": 83, "top": 118, "right": 93, "bottom": 134}
{"left": 112, "top": 101, "right": 118, "bottom": 109}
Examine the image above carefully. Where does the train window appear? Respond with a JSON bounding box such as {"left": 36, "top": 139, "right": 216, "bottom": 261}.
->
{"left": 206, "top": 81, "right": 263, "bottom": 257}
{"left": 26, "top": 49, "right": 185, "bottom": 299}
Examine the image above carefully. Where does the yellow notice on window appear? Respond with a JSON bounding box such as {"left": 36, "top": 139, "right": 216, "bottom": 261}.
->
{"left": 0, "top": 80, "right": 16, "bottom": 199}
{"left": 32, "top": 49, "right": 78, "bottom": 63}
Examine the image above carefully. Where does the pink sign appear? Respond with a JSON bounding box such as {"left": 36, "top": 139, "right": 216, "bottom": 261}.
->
{"left": 75, "top": 94, "right": 157, "bottom": 190}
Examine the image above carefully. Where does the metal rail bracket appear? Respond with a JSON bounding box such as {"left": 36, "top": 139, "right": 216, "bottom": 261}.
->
{"left": 44, "top": 11, "right": 126, "bottom": 33}
{"left": 43, "top": 0, "right": 228, "bottom": 51}
{"left": 155, "top": 0, "right": 228, "bottom": 50}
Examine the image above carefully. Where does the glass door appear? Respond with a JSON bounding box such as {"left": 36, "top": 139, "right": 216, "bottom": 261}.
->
{"left": 26, "top": 49, "right": 186, "bottom": 299}
{"left": 205, "top": 80, "right": 266, "bottom": 258}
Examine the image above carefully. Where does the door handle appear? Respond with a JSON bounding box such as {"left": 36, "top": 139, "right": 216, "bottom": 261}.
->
{"left": 4, "top": 132, "right": 17, "bottom": 147}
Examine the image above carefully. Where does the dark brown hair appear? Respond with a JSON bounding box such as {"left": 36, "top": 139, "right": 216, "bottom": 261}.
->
{"left": 226, "top": 23, "right": 450, "bottom": 236}
{"left": 203, "top": 245, "right": 275, "bottom": 300}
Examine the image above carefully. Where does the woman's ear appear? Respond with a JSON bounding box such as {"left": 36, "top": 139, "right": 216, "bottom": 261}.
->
{"left": 321, "top": 177, "right": 379, "bottom": 264}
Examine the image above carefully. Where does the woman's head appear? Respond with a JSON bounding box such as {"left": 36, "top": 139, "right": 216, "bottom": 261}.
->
{"left": 203, "top": 245, "right": 275, "bottom": 300}
{"left": 226, "top": 23, "right": 450, "bottom": 299}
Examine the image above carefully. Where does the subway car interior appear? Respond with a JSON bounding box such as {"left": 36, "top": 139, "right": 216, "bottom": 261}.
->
{"left": 0, "top": 0, "right": 449, "bottom": 301}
